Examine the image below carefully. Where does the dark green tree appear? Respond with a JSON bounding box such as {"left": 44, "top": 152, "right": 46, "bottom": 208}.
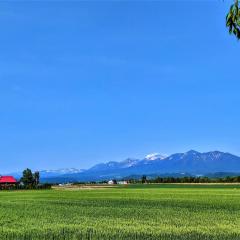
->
{"left": 112, "top": 179, "right": 117, "bottom": 184}
{"left": 226, "top": 0, "right": 240, "bottom": 39}
{"left": 141, "top": 175, "right": 147, "bottom": 184}
{"left": 21, "top": 168, "right": 34, "bottom": 187}
{"left": 34, "top": 171, "right": 40, "bottom": 186}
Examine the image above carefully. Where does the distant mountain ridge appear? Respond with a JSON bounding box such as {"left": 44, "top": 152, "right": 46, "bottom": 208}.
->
{"left": 43, "top": 150, "right": 240, "bottom": 182}
{"left": 75, "top": 150, "right": 240, "bottom": 181}
{"left": 8, "top": 168, "right": 85, "bottom": 180}
{"left": 7, "top": 150, "right": 240, "bottom": 183}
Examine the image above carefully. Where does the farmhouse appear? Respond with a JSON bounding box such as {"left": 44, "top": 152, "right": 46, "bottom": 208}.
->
{"left": 108, "top": 180, "right": 117, "bottom": 185}
{"left": 117, "top": 181, "right": 128, "bottom": 185}
{"left": 0, "top": 176, "right": 17, "bottom": 188}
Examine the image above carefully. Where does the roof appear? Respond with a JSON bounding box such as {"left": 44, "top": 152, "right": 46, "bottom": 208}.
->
{"left": 0, "top": 176, "right": 17, "bottom": 183}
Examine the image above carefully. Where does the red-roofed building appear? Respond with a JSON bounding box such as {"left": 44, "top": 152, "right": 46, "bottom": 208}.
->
{"left": 0, "top": 176, "right": 17, "bottom": 185}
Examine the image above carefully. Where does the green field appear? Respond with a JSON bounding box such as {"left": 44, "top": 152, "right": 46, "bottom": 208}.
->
{"left": 0, "top": 184, "right": 240, "bottom": 240}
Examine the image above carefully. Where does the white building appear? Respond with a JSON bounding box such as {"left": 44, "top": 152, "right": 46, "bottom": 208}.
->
{"left": 117, "top": 181, "right": 128, "bottom": 185}
{"left": 108, "top": 180, "right": 114, "bottom": 185}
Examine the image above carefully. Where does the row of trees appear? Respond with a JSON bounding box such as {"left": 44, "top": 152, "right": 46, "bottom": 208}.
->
{"left": 19, "top": 168, "right": 51, "bottom": 189}
{"left": 77, "top": 175, "right": 240, "bottom": 185}
{"left": 20, "top": 168, "right": 40, "bottom": 188}
{"left": 135, "top": 175, "right": 240, "bottom": 184}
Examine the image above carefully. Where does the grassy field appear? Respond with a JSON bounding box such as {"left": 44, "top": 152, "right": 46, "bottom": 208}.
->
{"left": 0, "top": 184, "right": 240, "bottom": 239}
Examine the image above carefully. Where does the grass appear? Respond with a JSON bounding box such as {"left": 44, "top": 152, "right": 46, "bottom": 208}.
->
{"left": 0, "top": 184, "right": 240, "bottom": 239}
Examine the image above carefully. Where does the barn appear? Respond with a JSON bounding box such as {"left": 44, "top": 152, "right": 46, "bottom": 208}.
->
{"left": 0, "top": 176, "right": 17, "bottom": 188}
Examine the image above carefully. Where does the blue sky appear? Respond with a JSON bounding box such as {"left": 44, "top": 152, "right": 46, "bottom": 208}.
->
{"left": 0, "top": 1, "right": 239, "bottom": 173}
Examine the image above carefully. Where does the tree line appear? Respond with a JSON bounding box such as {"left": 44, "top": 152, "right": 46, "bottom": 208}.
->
{"left": 81, "top": 175, "right": 240, "bottom": 185}
{"left": 20, "top": 168, "right": 40, "bottom": 188}
{"left": 131, "top": 175, "right": 240, "bottom": 184}
{"left": 19, "top": 168, "right": 51, "bottom": 189}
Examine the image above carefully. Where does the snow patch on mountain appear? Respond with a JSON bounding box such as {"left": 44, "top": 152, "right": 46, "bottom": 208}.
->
{"left": 121, "top": 158, "right": 140, "bottom": 167}
{"left": 145, "top": 153, "right": 167, "bottom": 161}
{"left": 42, "top": 168, "right": 83, "bottom": 174}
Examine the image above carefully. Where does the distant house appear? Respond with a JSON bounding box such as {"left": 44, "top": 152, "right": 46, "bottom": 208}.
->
{"left": 117, "top": 181, "right": 128, "bottom": 185}
{"left": 0, "top": 176, "right": 17, "bottom": 187}
{"left": 108, "top": 180, "right": 117, "bottom": 185}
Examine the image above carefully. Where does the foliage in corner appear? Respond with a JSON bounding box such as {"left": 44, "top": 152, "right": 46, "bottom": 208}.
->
{"left": 226, "top": 0, "right": 240, "bottom": 39}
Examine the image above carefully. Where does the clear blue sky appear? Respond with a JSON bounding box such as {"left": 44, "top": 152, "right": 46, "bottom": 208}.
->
{"left": 0, "top": 1, "right": 239, "bottom": 173}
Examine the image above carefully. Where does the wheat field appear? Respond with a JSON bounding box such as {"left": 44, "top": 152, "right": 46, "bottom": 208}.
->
{"left": 0, "top": 184, "right": 240, "bottom": 239}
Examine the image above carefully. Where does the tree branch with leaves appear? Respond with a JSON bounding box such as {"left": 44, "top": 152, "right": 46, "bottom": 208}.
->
{"left": 226, "top": 0, "right": 240, "bottom": 39}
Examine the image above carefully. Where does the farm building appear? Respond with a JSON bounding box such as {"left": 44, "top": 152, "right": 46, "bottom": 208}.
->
{"left": 108, "top": 180, "right": 114, "bottom": 185}
{"left": 0, "top": 176, "right": 17, "bottom": 189}
{"left": 117, "top": 181, "right": 128, "bottom": 185}
{"left": 108, "top": 180, "right": 117, "bottom": 185}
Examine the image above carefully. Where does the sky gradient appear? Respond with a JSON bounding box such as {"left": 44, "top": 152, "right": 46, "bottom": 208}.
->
{"left": 0, "top": 1, "right": 239, "bottom": 173}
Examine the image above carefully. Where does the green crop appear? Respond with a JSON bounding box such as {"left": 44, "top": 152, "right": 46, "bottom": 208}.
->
{"left": 0, "top": 184, "right": 240, "bottom": 239}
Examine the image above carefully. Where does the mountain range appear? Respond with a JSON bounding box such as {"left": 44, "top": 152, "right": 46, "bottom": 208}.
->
{"left": 8, "top": 150, "right": 240, "bottom": 183}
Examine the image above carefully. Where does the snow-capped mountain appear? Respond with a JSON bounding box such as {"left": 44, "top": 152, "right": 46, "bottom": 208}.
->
{"left": 121, "top": 158, "right": 141, "bottom": 167}
{"left": 49, "top": 150, "right": 240, "bottom": 182}
{"left": 89, "top": 158, "right": 140, "bottom": 171}
{"left": 144, "top": 153, "right": 167, "bottom": 161}
{"left": 39, "top": 168, "right": 84, "bottom": 178}
{"left": 9, "top": 168, "right": 85, "bottom": 179}
{"left": 89, "top": 153, "right": 167, "bottom": 172}
{"left": 13, "top": 150, "right": 240, "bottom": 183}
